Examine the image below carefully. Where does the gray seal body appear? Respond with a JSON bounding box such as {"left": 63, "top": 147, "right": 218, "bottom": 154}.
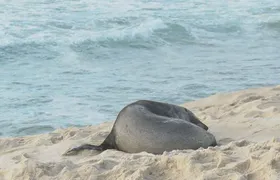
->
{"left": 64, "top": 100, "right": 217, "bottom": 155}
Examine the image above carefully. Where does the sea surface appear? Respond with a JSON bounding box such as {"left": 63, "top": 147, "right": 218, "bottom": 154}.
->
{"left": 1, "top": 0, "right": 280, "bottom": 137}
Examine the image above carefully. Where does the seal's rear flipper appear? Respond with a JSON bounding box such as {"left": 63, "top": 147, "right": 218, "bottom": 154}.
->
{"left": 63, "top": 144, "right": 103, "bottom": 156}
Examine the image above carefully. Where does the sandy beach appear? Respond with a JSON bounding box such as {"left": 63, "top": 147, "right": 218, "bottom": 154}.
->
{"left": 1, "top": 85, "right": 280, "bottom": 180}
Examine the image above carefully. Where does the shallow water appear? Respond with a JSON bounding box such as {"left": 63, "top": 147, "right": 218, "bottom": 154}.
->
{"left": 1, "top": 0, "right": 280, "bottom": 136}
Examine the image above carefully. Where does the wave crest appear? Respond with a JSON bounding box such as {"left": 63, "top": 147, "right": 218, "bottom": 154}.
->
{"left": 71, "top": 18, "right": 194, "bottom": 52}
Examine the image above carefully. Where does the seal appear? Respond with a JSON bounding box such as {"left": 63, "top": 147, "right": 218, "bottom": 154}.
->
{"left": 64, "top": 100, "right": 216, "bottom": 155}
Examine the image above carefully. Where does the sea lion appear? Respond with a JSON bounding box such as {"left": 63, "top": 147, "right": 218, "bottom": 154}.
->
{"left": 64, "top": 100, "right": 216, "bottom": 155}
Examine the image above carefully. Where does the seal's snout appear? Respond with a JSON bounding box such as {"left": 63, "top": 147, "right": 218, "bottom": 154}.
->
{"left": 210, "top": 140, "right": 217, "bottom": 147}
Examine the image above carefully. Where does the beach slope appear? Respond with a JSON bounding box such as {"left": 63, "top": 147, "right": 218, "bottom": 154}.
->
{"left": 1, "top": 85, "right": 280, "bottom": 180}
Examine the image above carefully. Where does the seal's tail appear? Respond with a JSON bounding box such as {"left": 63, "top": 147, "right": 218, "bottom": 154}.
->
{"left": 63, "top": 144, "right": 104, "bottom": 156}
{"left": 63, "top": 131, "right": 117, "bottom": 156}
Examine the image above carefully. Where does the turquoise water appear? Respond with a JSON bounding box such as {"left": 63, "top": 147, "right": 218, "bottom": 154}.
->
{"left": 1, "top": 0, "right": 280, "bottom": 137}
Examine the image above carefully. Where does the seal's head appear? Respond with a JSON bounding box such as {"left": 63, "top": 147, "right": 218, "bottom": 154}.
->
{"left": 184, "top": 108, "right": 208, "bottom": 130}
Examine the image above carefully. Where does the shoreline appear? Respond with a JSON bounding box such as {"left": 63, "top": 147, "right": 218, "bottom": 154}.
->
{"left": 0, "top": 84, "right": 278, "bottom": 139}
{"left": 1, "top": 85, "right": 280, "bottom": 179}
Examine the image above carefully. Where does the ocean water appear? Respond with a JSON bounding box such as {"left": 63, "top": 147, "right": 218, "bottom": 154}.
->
{"left": 1, "top": 0, "right": 280, "bottom": 137}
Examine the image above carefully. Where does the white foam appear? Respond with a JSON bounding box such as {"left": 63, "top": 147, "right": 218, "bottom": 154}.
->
{"left": 68, "top": 17, "right": 167, "bottom": 45}
{"left": 106, "top": 18, "right": 167, "bottom": 40}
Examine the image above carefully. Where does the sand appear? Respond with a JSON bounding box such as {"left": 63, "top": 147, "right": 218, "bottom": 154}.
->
{"left": 1, "top": 85, "right": 280, "bottom": 180}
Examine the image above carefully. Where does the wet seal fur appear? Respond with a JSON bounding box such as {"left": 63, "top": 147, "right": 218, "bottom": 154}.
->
{"left": 64, "top": 100, "right": 217, "bottom": 155}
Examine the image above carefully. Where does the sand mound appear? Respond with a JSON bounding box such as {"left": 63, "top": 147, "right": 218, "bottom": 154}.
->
{"left": 1, "top": 85, "right": 280, "bottom": 180}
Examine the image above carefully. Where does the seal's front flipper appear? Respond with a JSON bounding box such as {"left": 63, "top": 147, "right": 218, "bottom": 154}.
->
{"left": 63, "top": 144, "right": 102, "bottom": 156}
